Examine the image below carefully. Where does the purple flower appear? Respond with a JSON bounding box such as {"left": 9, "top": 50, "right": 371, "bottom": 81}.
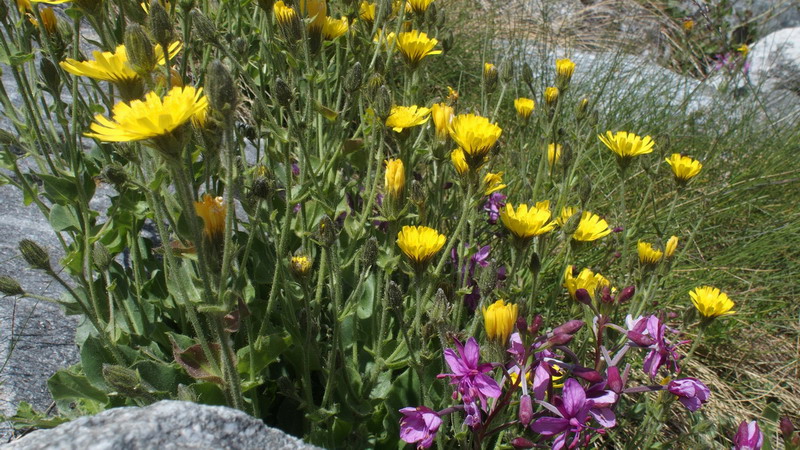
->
{"left": 584, "top": 381, "right": 618, "bottom": 428}
{"left": 399, "top": 406, "right": 442, "bottom": 449}
{"left": 667, "top": 378, "right": 710, "bottom": 412}
{"left": 483, "top": 192, "right": 506, "bottom": 224}
{"left": 291, "top": 163, "right": 300, "bottom": 177}
{"left": 733, "top": 420, "right": 763, "bottom": 450}
{"left": 438, "top": 338, "right": 501, "bottom": 408}
{"left": 530, "top": 379, "right": 594, "bottom": 449}
{"left": 627, "top": 315, "right": 685, "bottom": 380}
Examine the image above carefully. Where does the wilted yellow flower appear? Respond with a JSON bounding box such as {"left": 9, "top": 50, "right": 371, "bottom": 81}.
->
{"left": 514, "top": 97, "right": 534, "bottom": 120}
{"left": 500, "top": 202, "right": 556, "bottom": 241}
{"left": 194, "top": 194, "right": 226, "bottom": 238}
{"left": 637, "top": 241, "right": 663, "bottom": 265}
{"left": 448, "top": 113, "right": 502, "bottom": 170}
{"left": 573, "top": 211, "right": 611, "bottom": 242}
{"left": 544, "top": 86, "right": 559, "bottom": 106}
{"left": 555, "top": 58, "right": 575, "bottom": 84}
{"left": 548, "top": 143, "right": 562, "bottom": 166}
{"left": 690, "top": 286, "right": 735, "bottom": 318}
{"left": 665, "top": 235, "right": 678, "bottom": 258}
{"left": 556, "top": 206, "right": 577, "bottom": 226}
{"left": 290, "top": 255, "right": 313, "bottom": 277}
{"left": 359, "top": 1, "right": 376, "bottom": 23}
{"left": 385, "top": 105, "right": 431, "bottom": 132}
{"left": 39, "top": 7, "right": 58, "bottom": 34}
{"left": 483, "top": 172, "right": 506, "bottom": 195}
{"left": 384, "top": 158, "right": 405, "bottom": 198}
{"left": 406, "top": 0, "right": 433, "bottom": 14}
{"left": 446, "top": 86, "right": 459, "bottom": 103}
{"left": 682, "top": 18, "right": 694, "bottom": 31}
{"left": 450, "top": 148, "right": 469, "bottom": 175}
{"left": 85, "top": 86, "right": 208, "bottom": 143}
{"left": 431, "top": 103, "right": 453, "bottom": 140}
{"left": 396, "top": 30, "right": 442, "bottom": 68}
{"left": 598, "top": 131, "right": 655, "bottom": 159}
{"left": 297, "top": 0, "right": 327, "bottom": 32}
{"left": 482, "top": 299, "right": 518, "bottom": 344}
{"left": 60, "top": 42, "right": 182, "bottom": 83}
{"left": 322, "top": 16, "right": 349, "bottom": 40}
{"left": 563, "top": 265, "right": 610, "bottom": 300}
{"left": 665, "top": 153, "right": 702, "bottom": 182}
{"left": 16, "top": 0, "right": 32, "bottom": 12}
{"left": 273, "top": 0, "right": 297, "bottom": 25}
{"left": 397, "top": 225, "right": 446, "bottom": 267}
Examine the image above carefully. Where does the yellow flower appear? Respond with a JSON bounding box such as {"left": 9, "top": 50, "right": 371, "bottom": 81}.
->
{"left": 483, "top": 62, "right": 497, "bottom": 79}
{"left": 30, "top": 0, "right": 71, "bottom": 4}
{"left": 665, "top": 153, "right": 702, "bottom": 182}
{"left": 548, "top": 143, "right": 561, "bottom": 166}
{"left": 544, "top": 86, "right": 559, "bottom": 106}
{"left": 555, "top": 58, "right": 575, "bottom": 84}
{"left": 297, "top": 0, "right": 327, "bottom": 32}
{"left": 373, "top": 28, "right": 397, "bottom": 48}
{"left": 384, "top": 158, "right": 405, "bottom": 198}
{"left": 482, "top": 299, "right": 518, "bottom": 344}
{"left": 446, "top": 86, "right": 459, "bottom": 103}
{"left": 690, "top": 286, "right": 735, "bottom": 318}
{"left": 598, "top": 131, "right": 655, "bottom": 159}
{"left": 290, "top": 255, "right": 313, "bottom": 277}
{"left": 359, "top": 1, "right": 376, "bottom": 23}
{"left": 396, "top": 225, "right": 446, "bottom": 267}
{"left": 563, "top": 265, "right": 610, "bottom": 300}
{"left": 500, "top": 202, "right": 556, "bottom": 240}
{"left": 737, "top": 44, "right": 749, "bottom": 57}
{"left": 572, "top": 211, "right": 611, "bottom": 242}
{"left": 194, "top": 194, "right": 226, "bottom": 238}
{"left": 322, "top": 16, "right": 349, "bottom": 40}
{"left": 431, "top": 103, "right": 453, "bottom": 140}
{"left": 637, "top": 241, "right": 663, "bottom": 265}
{"left": 450, "top": 148, "right": 469, "bottom": 175}
{"left": 665, "top": 235, "right": 678, "bottom": 258}
{"left": 40, "top": 7, "right": 58, "bottom": 34}
{"left": 385, "top": 105, "right": 431, "bottom": 132}
{"left": 406, "top": 0, "right": 433, "bottom": 14}
{"left": 395, "top": 30, "right": 442, "bottom": 68}
{"left": 273, "top": 0, "right": 298, "bottom": 25}
{"left": 483, "top": 172, "right": 506, "bottom": 195}
{"left": 85, "top": 86, "right": 208, "bottom": 143}
{"left": 448, "top": 113, "right": 502, "bottom": 170}
{"left": 551, "top": 364, "right": 566, "bottom": 388}
{"left": 514, "top": 97, "right": 534, "bottom": 120}
{"left": 556, "top": 206, "right": 577, "bottom": 226}
{"left": 16, "top": 0, "right": 32, "bottom": 12}
{"left": 60, "top": 42, "right": 182, "bottom": 83}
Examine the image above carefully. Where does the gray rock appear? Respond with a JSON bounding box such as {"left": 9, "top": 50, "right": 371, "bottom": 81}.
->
{"left": 3, "top": 400, "right": 321, "bottom": 450}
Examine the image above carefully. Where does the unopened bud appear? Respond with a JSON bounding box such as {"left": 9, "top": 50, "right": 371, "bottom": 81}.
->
{"left": 511, "top": 437, "right": 535, "bottom": 449}
{"left": 39, "top": 59, "right": 60, "bottom": 95}
{"left": 572, "top": 367, "right": 602, "bottom": 383}
{"left": 289, "top": 255, "right": 313, "bottom": 278}
{"left": 440, "top": 30, "right": 453, "bottom": 52}
{"left": 233, "top": 37, "right": 248, "bottom": 57}
{"left": 500, "top": 61, "right": 514, "bottom": 83}
{"left": 529, "top": 252, "right": 541, "bottom": 276}
{"left": 344, "top": 62, "right": 363, "bottom": 93}
{"left": 547, "top": 333, "right": 573, "bottom": 346}
{"left": 599, "top": 286, "right": 614, "bottom": 304}
{"left": 0, "top": 276, "right": 23, "bottom": 296}
{"left": 607, "top": 366, "right": 623, "bottom": 393}
{"left": 518, "top": 394, "right": 533, "bottom": 425}
{"left": 478, "top": 260, "right": 498, "bottom": 298}
{"left": 780, "top": 417, "right": 795, "bottom": 440}
{"left": 251, "top": 176, "right": 271, "bottom": 200}
{"left": 410, "top": 179, "right": 425, "bottom": 206}
{"left": 522, "top": 63, "right": 533, "bottom": 86}
{"left": 148, "top": 0, "right": 174, "bottom": 48}
{"left": 102, "top": 165, "right": 128, "bottom": 188}
{"left": 373, "top": 85, "right": 392, "bottom": 120}
{"left": 483, "top": 63, "right": 498, "bottom": 93}
{"left": 360, "top": 237, "right": 378, "bottom": 269}
{"left": 574, "top": 288, "right": 592, "bottom": 305}
{"left": 553, "top": 319, "right": 584, "bottom": 335}
{"left": 544, "top": 86, "right": 559, "bottom": 108}
{"left": 102, "top": 364, "right": 154, "bottom": 399}
{"left": 190, "top": 9, "right": 219, "bottom": 47}
{"left": 560, "top": 143, "right": 574, "bottom": 167}
{"left": 617, "top": 285, "right": 635, "bottom": 304}
{"left": 317, "top": 215, "right": 336, "bottom": 246}
{"left": 528, "top": 314, "right": 542, "bottom": 335}
{"left": 19, "top": 239, "right": 51, "bottom": 271}
{"left": 515, "top": 316, "right": 527, "bottom": 333}
{"left": 93, "top": 243, "right": 112, "bottom": 270}
{"left": 387, "top": 281, "right": 403, "bottom": 312}
{"left": 274, "top": 78, "right": 293, "bottom": 108}
{"left": 124, "top": 24, "right": 156, "bottom": 75}
{"left": 435, "top": 6, "right": 446, "bottom": 27}
{"left": 206, "top": 60, "right": 237, "bottom": 116}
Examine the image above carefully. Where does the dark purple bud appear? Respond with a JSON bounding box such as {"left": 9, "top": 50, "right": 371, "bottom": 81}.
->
{"left": 613, "top": 251, "right": 622, "bottom": 259}
{"left": 529, "top": 314, "right": 542, "bottom": 335}
{"left": 613, "top": 226, "right": 623, "bottom": 233}
{"left": 780, "top": 416, "right": 795, "bottom": 439}
{"left": 553, "top": 320, "right": 584, "bottom": 336}
{"left": 627, "top": 330, "right": 655, "bottom": 347}
{"left": 667, "top": 311, "right": 679, "bottom": 320}
{"left": 497, "top": 265, "right": 507, "bottom": 281}
{"left": 617, "top": 285, "right": 635, "bottom": 303}
{"left": 443, "top": 182, "right": 453, "bottom": 189}
{"left": 518, "top": 394, "right": 533, "bottom": 425}
{"left": 575, "top": 288, "right": 592, "bottom": 305}
{"left": 547, "top": 333, "right": 573, "bottom": 346}
{"left": 733, "top": 420, "right": 763, "bottom": 450}
{"left": 600, "top": 286, "right": 614, "bottom": 304}
{"left": 607, "top": 366, "right": 623, "bottom": 394}
{"left": 572, "top": 367, "right": 602, "bottom": 383}
{"left": 291, "top": 163, "right": 300, "bottom": 177}
{"left": 516, "top": 316, "right": 527, "bottom": 333}
{"left": 511, "top": 437, "right": 535, "bottom": 449}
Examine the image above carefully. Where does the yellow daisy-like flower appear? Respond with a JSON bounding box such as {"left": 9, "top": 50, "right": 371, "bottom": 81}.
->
{"left": 194, "top": 194, "right": 226, "bottom": 238}
{"left": 60, "top": 42, "right": 182, "bottom": 83}
{"left": 384, "top": 158, "right": 405, "bottom": 199}
{"left": 297, "top": 0, "right": 327, "bottom": 32}
{"left": 665, "top": 153, "right": 702, "bottom": 182}
{"left": 290, "top": 255, "right": 313, "bottom": 277}
{"left": 482, "top": 299, "right": 518, "bottom": 344}
{"left": 548, "top": 143, "right": 562, "bottom": 166}
{"left": 406, "top": 0, "right": 433, "bottom": 14}
{"left": 396, "top": 225, "right": 446, "bottom": 267}
{"left": 431, "top": 102, "right": 453, "bottom": 140}
{"left": 359, "top": 1, "right": 376, "bottom": 23}
{"left": 563, "top": 265, "right": 610, "bottom": 301}
{"left": 500, "top": 202, "right": 556, "bottom": 240}
{"left": 273, "top": 0, "right": 298, "bottom": 25}
{"left": 85, "top": 86, "right": 208, "bottom": 143}
{"left": 385, "top": 105, "right": 431, "bottom": 132}
{"left": 322, "top": 16, "right": 349, "bottom": 40}
{"left": 682, "top": 19, "right": 694, "bottom": 31}
{"left": 514, "top": 97, "right": 534, "bottom": 120}
{"left": 483, "top": 172, "right": 507, "bottom": 195}
{"left": 572, "top": 211, "right": 611, "bottom": 242}
{"left": 448, "top": 113, "right": 502, "bottom": 170}
{"left": 598, "top": 131, "right": 655, "bottom": 159}
{"left": 544, "top": 86, "right": 559, "bottom": 106}
{"left": 556, "top": 206, "right": 577, "bottom": 227}
{"left": 637, "top": 241, "right": 663, "bottom": 265}
{"left": 555, "top": 58, "right": 576, "bottom": 84}
{"left": 690, "top": 286, "right": 735, "bottom": 318}
{"left": 665, "top": 235, "right": 678, "bottom": 258}
{"left": 395, "top": 30, "right": 442, "bottom": 69}
{"left": 450, "top": 148, "right": 469, "bottom": 175}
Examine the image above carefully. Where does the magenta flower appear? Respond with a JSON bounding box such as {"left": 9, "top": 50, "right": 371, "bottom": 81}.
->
{"left": 438, "top": 337, "right": 501, "bottom": 407}
{"left": 733, "top": 420, "right": 763, "bottom": 450}
{"left": 584, "top": 381, "right": 618, "bottom": 428}
{"left": 627, "top": 315, "right": 685, "bottom": 380}
{"left": 667, "top": 378, "right": 710, "bottom": 412}
{"left": 530, "top": 378, "right": 595, "bottom": 449}
{"left": 483, "top": 192, "right": 506, "bottom": 224}
{"left": 399, "top": 406, "right": 442, "bottom": 449}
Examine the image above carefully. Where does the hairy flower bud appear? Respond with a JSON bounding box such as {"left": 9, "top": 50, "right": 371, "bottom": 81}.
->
{"left": 344, "top": 62, "right": 363, "bottom": 93}
{"left": 317, "top": 215, "right": 336, "bottom": 247}
{"left": 19, "top": 239, "right": 51, "bottom": 271}
{"left": 478, "top": 260, "right": 499, "bottom": 299}
{"left": 483, "top": 63, "right": 497, "bottom": 93}
{"left": 529, "top": 252, "right": 541, "bottom": 276}
{"left": 102, "top": 364, "right": 154, "bottom": 400}
{"left": 0, "top": 275, "right": 23, "bottom": 296}
{"left": 511, "top": 437, "right": 535, "bottom": 449}
{"left": 516, "top": 316, "right": 527, "bottom": 333}
{"left": 93, "top": 243, "right": 112, "bottom": 270}
{"left": 607, "top": 366, "right": 624, "bottom": 393}
{"left": 522, "top": 63, "right": 533, "bottom": 86}
{"left": 410, "top": 179, "right": 425, "bottom": 207}
{"left": 373, "top": 85, "right": 393, "bottom": 120}
{"left": 387, "top": 280, "right": 404, "bottom": 312}
{"left": 553, "top": 319, "right": 584, "bottom": 336}
{"left": 579, "top": 176, "right": 592, "bottom": 206}
{"left": 360, "top": 237, "right": 378, "bottom": 269}
{"left": 572, "top": 367, "right": 602, "bottom": 383}
{"left": 617, "top": 285, "right": 635, "bottom": 304}
{"left": 547, "top": 333, "right": 573, "bottom": 346}
{"left": 124, "top": 24, "right": 156, "bottom": 77}
{"left": 780, "top": 416, "right": 795, "bottom": 440}
{"left": 500, "top": 61, "right": 514, "bottom": 83}
{"left": 39, "top": 59, "right": 60, "bottom": 95}
{"left": 274, "top": 77, "right": 293, "bottom": 108}
{"left": 206, "top": 60, "right": 237, "bottom": 117}
{"left": 148, "top": 0, "right": 174, "bottom": 49}
{"left": 190, "top": 9, "right": 220, "bottom": 47}
{"left": 528, "top": 314, "right": 542, "bottom": 335}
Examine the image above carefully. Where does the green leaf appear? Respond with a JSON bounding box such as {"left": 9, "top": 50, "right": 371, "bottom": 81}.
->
{"left": 80, "top": 336, "right": 115, "bottom": 390}
{"left": 48, "top": 369, "right": 109, "bottom": 406}
{"left": 37, "top": 173, "right": 80, "bottom": 205}
{"left": 313, "top": 100, "right": 339, "bottom": 121}
{"left": 236, "top": 333, "right": 292, "bottom": 376}
{"left": 356, "top": 274, "right": 376, "bottom": 319}
{"left": 4, "top": 402, "right": 69, "bottom": 430}
{"left": 133, "top": 360, "right": 186, "bottom": 394}
{"left": 49, "top": 204, "right": 82, "bottom": 232}
{"left": 369, "top": 370, "right": 392, "bottom": 400}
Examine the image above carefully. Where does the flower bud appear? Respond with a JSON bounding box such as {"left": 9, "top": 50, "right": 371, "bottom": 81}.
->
{"left": 19, "top": 239, "right": 51, "bottom": 271}
{"left": 190, "top": 9, "right": 220, "bottom": 47}
{"left": 579, "top": 175, "right": 592, "bottom": 206}
{"left": 206, "top": 60, "right": 237, "bottom": 117}
{"left": 780, "top": 416, "right": 795, "bottom": 440}
{"left": 544, "top": 86, "right": 559, "bottom": 108}
{"left": 617, "top": 285, "right": 635, "bottom": 304}
{"left": 500, "top": 61, "right": 514, "bottom": 83}
{"left": 522, "top": 62, "right": 533, "bottom": 86}
{"left": 410, "top": 179, "right": 425, "bottom": 208}
{"left": 317, "top": 215, "right": 336, "bottom": 247}
{"left": 101, "top": 165, "right": 129, "bottom": 189}
{"left": 289, "top": 254, "right": 313, "bottom": 278}
{"left": 0, "top": 275, "right": 23, "bottom": 296}
{"left": 478, "top": 259, "right": 498, "bottom": 299}
{"left": 344, "top": 62, "right": 363, "bottom": 93}
{"left": 483, "top": 63, "right": 497, "bottom": 93}
{"left": 250, "top": 175, "right": 271, "bottom": 200}
{"left": 373, "top": 85, "right": 393, "bottom": 120}
{"left": 574, "top": 288, "right": 592, "bottom": 306}
{"left": 177, "top": 383, "right": 197, "bottom": 402}
{"left": 511, "top": 437, "right": 535, "bottom": 449}
{"left": 547, "top": 333, "right": 573, "bottom": 346}
{"left": 515, "top": 316, "right": 527, "bottom": 333}
{"left": 528, "top": 314, "right": 542, "bottom": 335}
{"left": 360, "top": 237, "right": 378, "bottom": 269}
{"left": 93, "top": 243, "right": 112, "bottom": 270}
{"left": 572, "top": 367, "right": 602, "bottom": 383}
{"left": 440, "top": 30, "right": 453, "bottom": 52}
{"left": 274, "top": 77, "right": 293, "bottom": 108}
{"left": 529, "top": 252, "right": 540, "bottom": 276}
{"left": 124, "top": 24, "right": 157, "bottom": 75}
{"left": 387, "top": 280, "right": 404, "bottom": 312}
{"left": 39, "top": 58, "right": 60, "bottom": 95}
{"left": 148, "top": 0, "right": 174, "bottom": 48}
{"left": 607, "top": 366, "right": 624, "bottom": 393}
{"left": 102, "top": 364, "right": 154, "bottom": 400}
{"left": 384, "top": 158, "right": 405, "bottom": 200}
{"left": 233, "top": 37, "right": 248, "bottom": 57}
{"left": 553, "top": 319, "right": 584, "bottom": 335}
{"left": 518, "top": 394, "right": 533, "bottom": 425}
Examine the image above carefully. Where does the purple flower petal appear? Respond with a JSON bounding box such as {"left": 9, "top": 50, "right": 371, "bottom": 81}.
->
{"left": 531, "top": 417, "right": 570, "bottom": 436}
{"left": 561, "top": 379, "right": 587, "bottom": 418}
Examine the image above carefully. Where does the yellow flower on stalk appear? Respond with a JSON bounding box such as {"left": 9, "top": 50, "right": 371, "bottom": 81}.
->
{"left": 556, "top": 206, "right": 577, "bottom": 226}
{"left": 385, "top": 105, "right": 431, "bottom": 132}
{"left": 450, "top": 148, "right": 469, "bottom": 175}
{"left": 322, "top": 16, "right": 349, "bottom": 40}
{"left": 384, "top": 158, "right": 405, "bottom": 198}
{"left": 572, "top": 211, "right": 611, "bottom": 242}
{"left": 446, "top": 86, "right": 459, "bottom": 102}
{"left": 373, "top": 28, "right": 397, "bottom": 48}
{"left": 483, "top": 172, "right": 506, "bottom": 195}
{"left": 737, "top": 44, "right": 749, "bottom": 57}
{"left": 548, "top": 143, "right": 562, "bottom": 166}
{"left": 39, "top": 7, "right": 58, "bottom": 34}
{"left": 690, "top": 286, "right": 735, "bottom": 319}
{"left": 483, "top": 62, "right": 497, "bottom": 79}
{"left": 598, "top": 131, "right": 655, "bottom": 159}
{"left": 514, "top": 97, "right": 534, "bottom": 120}
{"left": 395, "top": 30, "right": 442, "bottom": 69}
{"left": 563, "top": 265, "right": 610, "bottom": 301}
{"left": 665, "top": 235, "right": 678, "bottom": 258}
{"left": 637, "top": 241, "right": 663, "bottom": 265}
{"left": 290, "top": 255, "right": 313, "bottom": 277}
{"left": 665, "top": 153, "right": 702, "bottom": 182}
{"left": 85, "top": 86, "right": 208, "bottom": 143}
{"left": 544, "top": 86, "right": 559, "bottom": 106}
{"left": 555, "top": 58, "right": 576, "bottom": 84}
{"left": 60, "top": 42, "right": 182, "bottom": 83}
{"left": 297, "top": 0, "right": 327, "bottom": 32}
{"left": 482, "top": 299, "right": 518, "bottom": 344}
{"left": 448, "top": 113, "right": 502, "bottom": 170}
{"left": 359, "top": 1, "right": 376, "bottom": 24}
{"left": 16, "top": 0, "right": 32, "bottom": 12}
{"left": 397, "top": 225, "right": 446, "bottom": 267}
{"left": 406, "top": 0, "right": 433, "bottom": 14}
{"left": 431, "top": 103, "right": 454, "bottom": 140}
{"left": 500, "top": 202, "right": 556, "bottom": 240}
{"left": 273, "top": 0, "right": 298, "bottom": 25}
{"left": 194, "top": 194, "right": 226, "bottom": 238}
{"left": 682, "top": 18, "right": 694, "bottom": 31}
